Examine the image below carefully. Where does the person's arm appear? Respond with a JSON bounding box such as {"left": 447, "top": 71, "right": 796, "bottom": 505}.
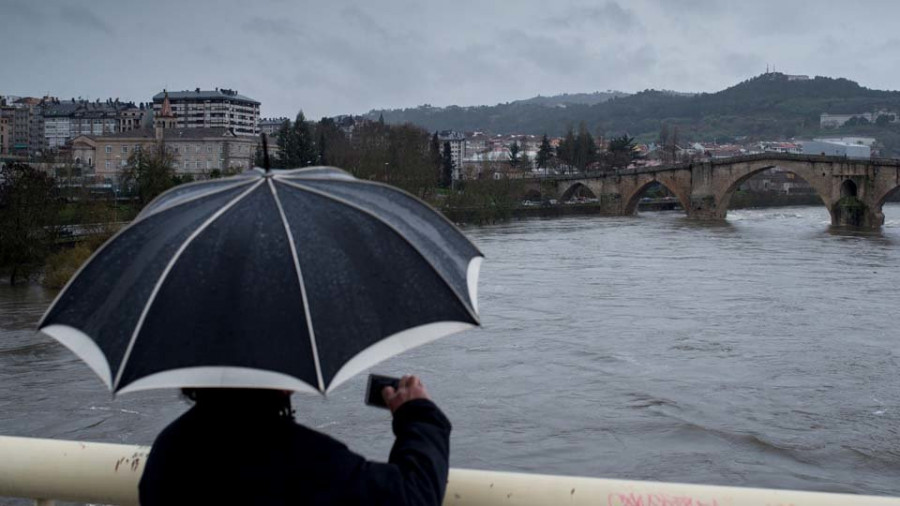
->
{"left": 344, "top": 375, "right": 451, "bottom": 505}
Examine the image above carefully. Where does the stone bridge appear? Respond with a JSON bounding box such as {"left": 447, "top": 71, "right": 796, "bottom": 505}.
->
{"left": 524, "top": 153, "right": 900, "bottom": 227}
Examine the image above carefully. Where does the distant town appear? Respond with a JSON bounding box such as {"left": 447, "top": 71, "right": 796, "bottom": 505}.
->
{"left": 0, "top": 81, "right": 890, "bottom": 194}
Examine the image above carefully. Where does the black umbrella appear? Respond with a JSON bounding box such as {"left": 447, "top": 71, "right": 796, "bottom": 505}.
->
{"left": 38, "top": 167, "right": 482, "bottom": 395}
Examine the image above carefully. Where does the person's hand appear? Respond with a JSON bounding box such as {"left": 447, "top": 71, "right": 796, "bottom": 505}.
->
{"left": 382, "top": 375, "right": 430, "bottom": 414}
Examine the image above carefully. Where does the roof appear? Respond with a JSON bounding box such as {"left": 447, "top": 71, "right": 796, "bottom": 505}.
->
{"left": 84, "top": 127, "right": 254, "bottom": 141}
{"left": 152, "top": 89, "right": 260, "bottom": 105}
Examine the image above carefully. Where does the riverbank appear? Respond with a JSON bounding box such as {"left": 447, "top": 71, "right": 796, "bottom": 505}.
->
{"left": 444, "top": 193, "right": 827, "bottom": 224}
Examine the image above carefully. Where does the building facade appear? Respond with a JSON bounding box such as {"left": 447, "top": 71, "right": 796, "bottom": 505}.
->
{"left": 42, "top": 100, "right": 134, "bottom": 150}
{"left": 0, "top": 114, "right": 8, "bottom": 155}
{"left": 72, "top": 127, "right": 256, "bottom": 184}
{"left": 151, "top": 88, "right": 260, "bottom": 136}
{"left": 437, "top": 130, "right": 466, "bottom": 180}
{"left": 259, "top": 117, "right": 288, "bottom": 136}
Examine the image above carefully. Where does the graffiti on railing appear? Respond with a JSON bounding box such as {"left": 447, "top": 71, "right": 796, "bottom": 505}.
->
{"left": 608, "top": 492, "right": 723, "bottom": 506}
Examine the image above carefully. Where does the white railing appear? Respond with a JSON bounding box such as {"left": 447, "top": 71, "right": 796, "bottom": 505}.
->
{"left": 1, "top": 436, "right": 898, "bottom": 506}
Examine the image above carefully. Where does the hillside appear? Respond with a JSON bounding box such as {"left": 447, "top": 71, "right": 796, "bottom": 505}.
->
{"left": 365, "top": 73, "right": 900, "bottom": 154}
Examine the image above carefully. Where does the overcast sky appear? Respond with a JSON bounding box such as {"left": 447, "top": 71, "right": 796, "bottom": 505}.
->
{"left": 3, "top": 0, "right": 900, "bottom": 119}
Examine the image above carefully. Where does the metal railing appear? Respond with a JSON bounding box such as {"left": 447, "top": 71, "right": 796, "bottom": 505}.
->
{"left": 1, "top": 436, "right": 898, "bottom": 505}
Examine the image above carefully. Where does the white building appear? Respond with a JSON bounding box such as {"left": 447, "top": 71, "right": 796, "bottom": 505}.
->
{"left": 152, "top": 88, "right": 260, "bottom": 136}
{"left": 799, "top": 139, "right": 871, "bottom": 159}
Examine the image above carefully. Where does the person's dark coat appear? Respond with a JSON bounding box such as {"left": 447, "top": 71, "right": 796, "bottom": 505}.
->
{"left": 139, "top": 390, "right": 451, "bottom": 505}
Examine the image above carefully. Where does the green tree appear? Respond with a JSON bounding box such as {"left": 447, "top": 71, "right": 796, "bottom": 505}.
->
{"left": 557, "top": 126, "right": 577, "bottom": 171}
{"left": 292, "top": 111, "right": 318, "bottom": 167}
{"left": 276, "top": 119, "right": 295, "bottom": 168}
{"left": 0, "top": 162, "right": 61, "bottom": 285}
{"left": 507, "top": 140, "right": 520, "bottom": 167}
{"left": 121, "top": 142, "right": 177, "bottom": 206}
{"left": 574, "top": 121, "right": 597, "bottom": 171}
{"left": 441, "top": 141, "right": 454, "bottom": 188}
{"left": 430, "top": 132, "right": 442, "bottom": 181}
{"left": 536, "top": 134, "right": 553, "bottom": 169}
{"left": 606, "top": 134, "right": 637, "bottom": 169}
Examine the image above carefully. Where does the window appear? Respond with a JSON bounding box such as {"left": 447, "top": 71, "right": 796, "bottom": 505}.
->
{"left": 121, "top": 159, "right": 127, "bottom": 167}
{"left": 122, "top": 146, "right": 128, "bottom": 154}
{"left": 105, "top": 160, "right": 111, "bottom": 169}
{"left": 207, "top": 161, "right": 211, "bottom": 169}
{"left": 207, "top": 145, "right": 212, "bottom": 153}
{"left": 105, "top": 145, "right": 112, "bottom": 154}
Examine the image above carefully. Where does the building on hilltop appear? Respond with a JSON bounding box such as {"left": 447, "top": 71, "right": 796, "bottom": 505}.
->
{"left": 151, "top": 88, "right": 260, "bottom": 136}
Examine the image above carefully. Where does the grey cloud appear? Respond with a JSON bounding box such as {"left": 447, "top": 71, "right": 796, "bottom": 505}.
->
{"left": 241, "top": 17, "right": 303, "bottom": 37}
{"left": 58, "top": 4, "right": 114, "bottom": 36}
{"left": 549, "top": 2, "right": 642, "bottom": 32}
{"left": 3, "top": 0, "right": 45, "bottom": 24}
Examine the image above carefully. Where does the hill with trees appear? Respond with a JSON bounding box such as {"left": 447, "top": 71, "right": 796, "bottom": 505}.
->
{"left": 366, "top": 73, "right": 900, "bottom": 156}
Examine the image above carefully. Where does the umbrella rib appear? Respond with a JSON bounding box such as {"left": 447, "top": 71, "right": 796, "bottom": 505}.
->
{"left": 136, "top": 178, "right": 258, "bottom": 221}
{"left": 274, "top": 177, "right": 481, "bottom": 325}
{"left": 38, "top": 178, "right": 258, "bottom": 329}
{"left": 267, "top": 179, "right": 325, "bottom": 393}
{"left": 112, "top": 179, "right": 266, "bottom": 391}
{"left": 277, "top": 175, "right": 483, "bottom": 257}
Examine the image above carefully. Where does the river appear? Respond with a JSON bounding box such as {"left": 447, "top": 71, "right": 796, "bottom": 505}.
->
{"left": 2, "top": 205, "right": 900, "bottom": 501}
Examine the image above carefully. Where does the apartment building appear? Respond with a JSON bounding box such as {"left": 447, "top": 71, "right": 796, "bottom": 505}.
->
{"left": 43, "top": 99, "right": 134, "bottom": 149}
{"left": 0, "top": 115, "right": 8, "bottom": 155}
{"left": 437, "top": 130, "right": 466, "bottom": 180}
{"left": 151, "top": 88, "right": 260, "bottom": 136}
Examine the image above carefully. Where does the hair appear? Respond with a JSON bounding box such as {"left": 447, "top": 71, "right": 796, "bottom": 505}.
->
{"left": 181, "top": 388, "right": 295, "bottom": 419}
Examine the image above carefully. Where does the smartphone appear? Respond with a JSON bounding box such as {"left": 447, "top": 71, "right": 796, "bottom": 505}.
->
{"left": 365, "top": 374, "right": 400, "bottom": 409}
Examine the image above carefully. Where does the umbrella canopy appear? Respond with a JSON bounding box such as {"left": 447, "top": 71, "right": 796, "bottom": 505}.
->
{"left": 39, "top": 167, "right": 482, "bottom": 395}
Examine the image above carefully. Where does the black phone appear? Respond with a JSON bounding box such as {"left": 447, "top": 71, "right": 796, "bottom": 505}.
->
{"left": 365, "top": 374, "right": 400, "bottom": 409}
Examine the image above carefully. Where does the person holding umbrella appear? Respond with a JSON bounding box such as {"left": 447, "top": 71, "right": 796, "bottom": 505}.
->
{"left": 139, "top": 376, "right": 450, "bottom": 505}
{"left": 38, "top": 165, "right": 483, "bottom": 505}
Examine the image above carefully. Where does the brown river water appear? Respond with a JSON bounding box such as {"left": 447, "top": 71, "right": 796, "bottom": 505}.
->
{"left": 2, "top": 205, "right": 900, "bottom": 503}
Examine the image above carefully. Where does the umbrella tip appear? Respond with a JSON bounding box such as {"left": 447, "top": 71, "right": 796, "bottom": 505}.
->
{"left": 261, "top": 133, "right": 271, "bottom": 173}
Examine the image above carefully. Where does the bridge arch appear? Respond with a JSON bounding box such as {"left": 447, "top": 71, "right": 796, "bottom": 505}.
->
{"left": 870, "top": 184, "right": 900, "bottom": 226}
{"left": 714, "top": 161, "right": 834, "bottom": 221}
{"left": 622, "top": 178, "right": 690, "bottom": 216}
{"left": 559, "top": 182, "right": 598, "bottom": 202}
{"left": 840, "top": 179, "right": 858, "bottom": 198}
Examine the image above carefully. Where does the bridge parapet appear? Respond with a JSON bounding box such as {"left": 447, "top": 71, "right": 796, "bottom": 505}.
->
{"left": 523, "top": 154, "right": 900, "bottom": 227}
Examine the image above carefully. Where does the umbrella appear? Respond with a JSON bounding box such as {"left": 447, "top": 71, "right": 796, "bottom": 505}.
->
{"left": 38, "top": 167, "right": 482, "bottom": 395}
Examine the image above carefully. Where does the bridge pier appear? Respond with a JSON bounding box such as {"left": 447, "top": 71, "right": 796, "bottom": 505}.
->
{"left": 687, "top": 195, "right": 725, "bottom": 221}
{"left": 832, "top": 197, "right": 882, "bottom": 228}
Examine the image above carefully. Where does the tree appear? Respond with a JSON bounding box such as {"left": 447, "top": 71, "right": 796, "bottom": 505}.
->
{"left": 536, "top": 134, "right": 553, "bottom": 169}
{"left": 430, "top": 132, "right": 442, "bottom": 181}
{"left": 0, "top": 162, "right": 61, "bottom": 285}
{"left": 876, "top": 114, "right": 894, "bottom": 127}
{"left": 253, "top": 142, "right": 266, "bottom": 168}
{"left": 606, "top": 134, "right": 637, "bottom": 169}
{"left": 121, "top": 142, "right": 177, "bottom": 206}
{"left": 441, "top": 142, "right": 454, "bottom": 188}
{"left": 574, "top": 121, "right": 597, "bottom": 171}
{"left": 275, "top": 119, "right": 295, "bottom": 168}
{"left": 292, "top": 111, "right": 318, "bottom": 167}
{"left": 507, "top": 140, "right": 520, "bottom": 167}
{"left": 557, "top": 126, "right": 577, "bottom": 171}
